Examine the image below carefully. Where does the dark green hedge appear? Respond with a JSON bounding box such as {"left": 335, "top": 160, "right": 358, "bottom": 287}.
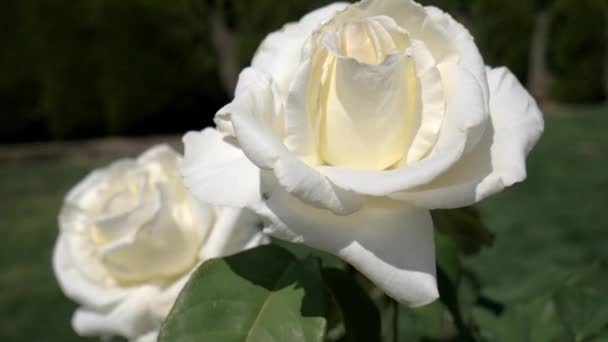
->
{"left": 470, "top": 0, "right": 535, "bottom": 82}
{"left": 1, "top": 0, "right": 606, "bottom": 142}
{"left": 547, "top": 0, "right": 607, "bottom": 103}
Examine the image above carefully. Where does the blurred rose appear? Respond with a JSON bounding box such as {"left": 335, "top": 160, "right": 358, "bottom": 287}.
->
{"left": 183, "top": 0, "right": 543, "bottom": 306}
{"left": 53, "top": 141, "right": 266, "bottom": 341}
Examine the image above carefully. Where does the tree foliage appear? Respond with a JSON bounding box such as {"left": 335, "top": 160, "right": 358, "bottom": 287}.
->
{"left": 1, "top": 0, "right": 606, "bottom": 142}
{"left": 547, "top": 0, "right": 608, "bottom": 103}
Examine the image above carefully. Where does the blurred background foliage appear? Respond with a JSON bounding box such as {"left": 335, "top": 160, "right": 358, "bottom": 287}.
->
{"left": 1, "top": 0, "right": 608, "bottom": 341}
{"left": 1, "top": 0, "right": 607, "bottom": 143}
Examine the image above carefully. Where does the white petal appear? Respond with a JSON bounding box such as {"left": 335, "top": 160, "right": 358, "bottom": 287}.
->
{"left": 349, "top": 1, "right": 489, "bottom": 112}
{"left": 283, "top": 59, "right": 321, "bottom": 165}
{"left": 329, "top": 15, "right": 410, "bottom": 64}
{"left": 434, "top": 61, "right": 488, "bottom": 154}
{"left": 99, "top": 187, "right": 200, "bottom": 283}
{"left": 311, "top": 58, "right": 487, "bottom": 197}
{"left": 486, "top": 66, "right": 544, "bottom": 185}
{"left": 404, "top": 40, "right": 445, "bottom": 164}
{"left": 389, "top": 123, "right": 498, "bottom": 207}
{"left": 284, "top": 16, "right": 408, "bottom": 165}
{"left": 317, "top": 139, "right": 463, "bottom": 197}
{"left": 136, "top": 144, "right": 178, "bottom": 168}
{"left": 72, "top": 286, "right": 161, "bottom": 339}
{"left": 134, "top": 331, "right": 158, "bottom": 342}
{"left": 92, "top": 180, "right": 159, "bottom": 243}
{"left": 255, "top": 188, "right": 438, "bottom": 306}
{"left": 220, "top": 67, "right": 365, "bottom": 215}
{"left": 317, "top": 53, "right": 415, "bottom": 170}
{"left": 423, "top": 6, "right": 489, "bottom": 110}
{"left": 252, "top": 3, "right": 350, "bottom": 96}
{"left": 215, "top": 69, "right": 284, "bottom": 168}
{"left": 180, "top": 127, "right": 262, "bottom": 208}
{"left": 64, "top": 160, "right": 136, "bottom": 213}
{"left": 53, "top": 234, "right": 128, "bottom": 309}
{"left": 199, "top": 207, "right": 268, "bottom": 261}
{"left": 57, "top": 231, "right": 187, "bottom": 340}
{"left": 392, "top": 67, "right": 543, "bottom": 208}
{"left": 353, "top": 0, "right": 428, "bottom": 35}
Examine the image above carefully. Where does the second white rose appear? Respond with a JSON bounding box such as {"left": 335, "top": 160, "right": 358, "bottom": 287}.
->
{"left": 183, "top": 0, "right": 544, "bottom": 306}
{"left": 54, "top": 138, "right": 266, "bottom": 341}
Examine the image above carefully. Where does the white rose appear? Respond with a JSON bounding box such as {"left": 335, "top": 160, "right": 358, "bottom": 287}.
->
{"left": 53, "top": 140, "right": 266, "bottom": 341}
{"left": 182, "top": 0, "right": 543, "bottom": 306}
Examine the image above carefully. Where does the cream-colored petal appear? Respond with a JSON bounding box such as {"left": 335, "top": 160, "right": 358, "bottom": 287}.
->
{"left": 315, "top": 63, "right": 486, "bottom": 197}
{"left": 100, "top": 186, "right": 201, "bottom": 283}
{"left": 72, "top": 286, "right": 161, "bottom": 339}
{"left": 180, "top": 127, "right": 262, "bottom": 208}
{"left": 215, "top": 69, "right": 288, "bottom": 171}
{"left": 220, "top": 67, "right": 365, "bottom": 215}
{"left": 60, "top": 211, "right": 121, "bottom": 286}
{"left": 485, "top": 66, "right": 544, "bottom": 185}
{"left": 199, "top": 207, "right": 267, "bottom": 261}
{"left": 317, "top": 137, "right": 464, "bottom": 196}
{"left": 318, "top": 53, "right": 415, "bottom": 170}
{"left": 433, "top": 61, "right": 488, "bottom": 156}
{"left": 136, "top": 145, "right": 179, "bottom": 177}
{"left": 345, "top": 1, "right": 489, "bottom": 112}
{"left": 348, "top": 0, "right": 428, "bottom": 37}
{"left": 255, "top": 187, "right": 438, "bottom": 306}
{"left": 134, "top": 331, "right": 158, "bottom": 342}
{"left": 64, "top": 160, "right": 136, "bottom": 214}
{"left": 423, "top": 6, "right": 489, "bottom": 110}
{"left": 53, "top": 235, "right": 128, "bottom": 309}
{"left": 391, "top": 67, "right": 543, "bottom": 208}
{"left": 389, "top": 122, "right": 498, "bottom": 207}
{"left": 404, "top": 40, "right": 445, "bottom": 163}
{"left": 366, "top": 16, "right": 412, "bottom": 59}
{"left": 283, "top": 59, "right": 322, "bottom": 165}
{"left": 334, "top": 15, "right": 410, "bottom": 64}
{"left": 92, "top": 179, "right": 158, "bottom": 244}
{"left": 252, "top": 3, "right": 350, "bottom": 96}
{"left": 339, "top": 19, "right": 380, "bottom": 64}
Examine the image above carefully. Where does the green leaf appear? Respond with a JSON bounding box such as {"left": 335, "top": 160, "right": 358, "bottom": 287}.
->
{"left": 431, "top": 206, "right": 494, "bottom": 256}
{"left": 555, "top": 285, "right": 608, "bottom": 341}
{"left": 159, "top": 245, "right": 327, "bottom": 342}
{"left": 322, "top": 268, "right": 381, "bottom": 342}
{"left": 272, "top": 238, "right": 346, "bottom": 269}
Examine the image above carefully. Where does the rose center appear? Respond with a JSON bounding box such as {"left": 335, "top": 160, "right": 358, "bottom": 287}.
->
{"left": 93, "top": 177, "right": 206, "bottom": 286}
{"left": 337, "top": 17, "right": 410, "bottom": 64}
{"left": 309, "top": 16, "right": 420, "bottom": 170}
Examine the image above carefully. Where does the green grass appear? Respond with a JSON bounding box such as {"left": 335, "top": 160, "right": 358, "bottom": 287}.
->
{"left": 0, "top": 105, "right": 607, "bottom": 341}
{"left": 0, "top": 157, "right": 113, "bottom": 342}
{"left": 466, "top": 105, "right": 608, "bottom": 303}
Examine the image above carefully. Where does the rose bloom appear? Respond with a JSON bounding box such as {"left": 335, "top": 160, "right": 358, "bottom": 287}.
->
{"left": 182, "top": 0, "right": 543, "bottom": 306}
{"left": 53, "top": 141, "right": 266, "bottom": 341}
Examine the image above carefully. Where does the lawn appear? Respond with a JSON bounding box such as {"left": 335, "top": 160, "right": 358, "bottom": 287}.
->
{"left": 467, "top": 105, "right": 608, "bottom": 303}
{"left": 0, "top": 156, "right": 128, "bottom": 342}
{"left": 0, "top": 105, "right": 607, "bottom": 341}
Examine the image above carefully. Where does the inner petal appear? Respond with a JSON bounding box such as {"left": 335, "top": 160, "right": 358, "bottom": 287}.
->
{"left": 100, "top": 185, "right": 202, "bottom": 285}
{"left": 318, "top": 53, "right": 418, "bottom": 170}
{"left": 337, "top": 16, "right": 410, "bottom": 65}
{"left": 92, "top": 175, "right": 157, "bottom": 245}
{"left": 403, "top": 41, "right": 446, "bottom": 164}
{"left": 339, "top": 20, "right": 378, "bottom": 64}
